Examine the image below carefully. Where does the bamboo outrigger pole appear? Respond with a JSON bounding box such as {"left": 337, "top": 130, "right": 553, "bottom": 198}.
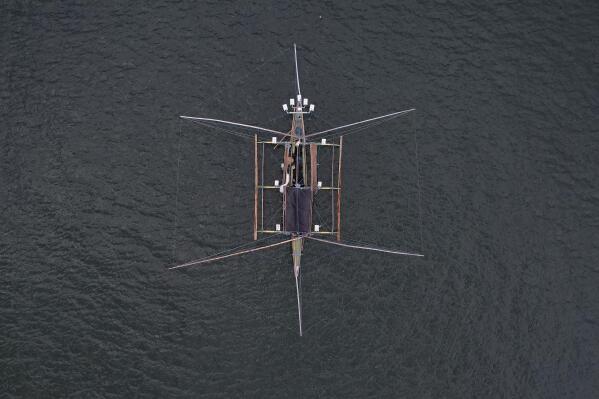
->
{"left": 169, "top": 237, "right": 302, "bottom": 270}
{"left": 305, "top": 109, "right": 415, "bottom": 139}
{"left": 336, "top": 136, "right": 343, "bottom": 241}
{"left": 254, "top": 134, "right": 258, "bottom": 240}
{"left": 179, "top": 116, "right": 290, "bottom": 137}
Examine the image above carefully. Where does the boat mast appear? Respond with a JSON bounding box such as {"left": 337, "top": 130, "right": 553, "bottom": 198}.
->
{"left": 292, "top": 43, "right": 306, "bottom": 336}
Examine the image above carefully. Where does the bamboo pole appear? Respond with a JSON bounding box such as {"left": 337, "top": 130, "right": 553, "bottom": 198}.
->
{"left": 336, "top": 136, "right": 343, "bottom": 241}
{"left": 253, "top": 134, "right": 258, "bottom": 240}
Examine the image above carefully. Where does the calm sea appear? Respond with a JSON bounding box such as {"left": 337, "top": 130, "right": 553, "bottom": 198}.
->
{"left": 2, "top": 1, "right": 598, "bottom": 397}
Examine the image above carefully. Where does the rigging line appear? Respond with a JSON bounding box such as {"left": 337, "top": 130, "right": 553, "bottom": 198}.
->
{"left": 254, "top": 208, "right": 284, "bottom": 261}
{"left": 324, "top": 235, "right": 416, "bottom": 251}
{"left": 312, "top": 198, "right": 327, "bottom": 229}
{"left": 412, "top": 111, "right": 424, "bottom": 254}
{"left": 184, "top": 119, "right": 255, "bottom": 140}
{"left": 315, "top": 111, "right": 414, "bottom": 141}
{"left": 205, "top": 232, "right": 284, "bottom": 259}
{"left": 247, "top": 245, "right": 286, "bottom": 265}
{"left": 295, "top": 273, "right": 303, "bottom": 336}
{"left": 305, "top": 241, "right": 347, "bottom": 268}
{"left": 273, "top": 135, "right": 290, "bottom": 150}
{"left": 247, "top": 241, "right": 289, "bottom": 266}
{"left": 170, "top": 233, "right": 283, "bottom": 270}
{"left": 305, "top": 109, "right": 415, "bottom": 138}
{"left": 310, "top": 110, "right": 415, "bottom": 138}
{"left": 315, "top": 111, "right": 410, "bottom": 145}
{"left": 307, "top": 113, "right": 338, "bottom": 139}
{"left": 172, "top": 119, "right": 182, "bottom": 263}
{"left": 310, "top": 114, "right": 396, "bottom": 142}
{"left": 186, "top": 120, "right": 275, "bottom": 140}
{"left": 169, "top": 236, "right": 301, "bottom": 270}
{"left": 260, "top": 203, "right": 283, "bottom": 235}
{"left": 317, "top": 116, "right": 392, "bottom": 141}
{"left": 180, "top": 116, "right": 290, "bottom": 137}
{"left": 307, "top": 236, "right": 424, "bottom": 257}
{"left": 308, "top": 113, "right": 342, "bottom": 137}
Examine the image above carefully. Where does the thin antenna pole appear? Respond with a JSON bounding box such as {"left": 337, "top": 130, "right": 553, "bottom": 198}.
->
{"left": 169, "top": 237, "right": 299, "bottom": 269}
{"left": 253, "top": 134, "right": 258, "bottom": 240}
{"left": 305, "top": 109, "right": 415, "bottom": 138}
{"left": 412, "top": 111, "right": 424, "bottom": 253}
{"left": 172, "top": 120, "right": 182, "bottom": 263}
{"left": 336, "top": 136, "right": 343, "bottom": 241}
{"left": 180, "top": 116, "right": 289, "bottom": 137}
{"left": 307, "top": 236, "right": 424, "bottom": 257}
{"left": 295, "top": 273, "right": 303, "bottom": 336}
{"left": 294, "top": 43, "right": 301, "bottom": 96}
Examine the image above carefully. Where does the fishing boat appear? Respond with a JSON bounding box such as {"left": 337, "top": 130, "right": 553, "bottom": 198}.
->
{"left": 171, "top": 44, "right": 423, "bottom": 336}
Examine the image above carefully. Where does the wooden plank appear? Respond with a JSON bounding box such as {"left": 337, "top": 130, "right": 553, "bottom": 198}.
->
{"left": 331, "top": 143, "right": 335, "bottom": 234}
{"left": 258, "top": 141, "right": 340, "bottom": 147}
{"left": 253, "top": 134, "right": 258, "bottom": 240}
{"left": 282, "top": 143, "right": 290, "bottom": 228}
{"left": 258, "top": 185, "right": 338, "bottom": 190}
{"left": 258, "top": 230, "right": 336, "bottom": 234}
{"left": 302, "top": 143, "right": 308, "bottom": 187}
{"left": 310, "top": 143, "right": 317, "bottom": 190}
{"left": 336, "top": 136, "right": 343, "bottom": 241}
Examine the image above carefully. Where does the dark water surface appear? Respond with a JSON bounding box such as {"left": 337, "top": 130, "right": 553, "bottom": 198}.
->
{"left": 2, "top": 1, "right": 599, "bottom": 397}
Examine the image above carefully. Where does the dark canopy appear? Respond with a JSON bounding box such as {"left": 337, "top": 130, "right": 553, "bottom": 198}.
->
{"left": 284, "top": 187, "right": 312, "bottom": 233}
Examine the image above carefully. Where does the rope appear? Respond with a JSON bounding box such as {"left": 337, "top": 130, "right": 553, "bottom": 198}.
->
{"left": 306, "top": 109, "right": 414, "bottom": 138}
{"left": 307, "top": 236, "right": 423, "bottom": 257}
{"left": 168, "top": 232, "right": 283, "bottom": 270}
{"left": 169, "top": 236, "right": 299, "bottom": 270}
{"left": 186, "top": 119, "right": 254, "bottom": 140}
{"left": 172, "top": 120, "right": 182, "bottom": 263}
{"left": 412, "top": 111, "right": 424, "bottom": 253}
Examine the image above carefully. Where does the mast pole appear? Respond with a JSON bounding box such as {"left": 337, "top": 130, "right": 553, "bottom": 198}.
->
{"left": 254, "top": 134, "right": 258, "bottom": 240}
{"left": 294, "top": 43, "right": 301, "bottom": 96}
{"left": 295, "top": 273, "right": 303, "bottom": 336}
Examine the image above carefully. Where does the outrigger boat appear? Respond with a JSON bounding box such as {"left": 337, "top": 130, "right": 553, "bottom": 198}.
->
{"left": 170, "top": 44, "right": 423, "bottom": 336}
